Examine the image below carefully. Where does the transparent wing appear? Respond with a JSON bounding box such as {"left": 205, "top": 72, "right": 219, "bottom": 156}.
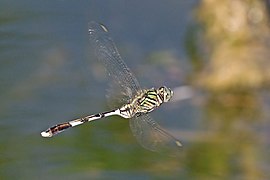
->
{"left": 89, "top": 22, "right": 182, "bottom": 154}
{"left": 129, "top": 114, "right": 182, "bottom": 154}
{"left": 88, "top": 22, "right": 141, "bottom": 107}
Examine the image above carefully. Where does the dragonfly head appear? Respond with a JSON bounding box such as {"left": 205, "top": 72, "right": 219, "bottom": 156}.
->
{"left": 158, "top": 86, "right": 173, "bottom": 102}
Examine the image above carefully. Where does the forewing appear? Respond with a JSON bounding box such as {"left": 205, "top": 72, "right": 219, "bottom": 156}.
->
{"left": 88, "top": 22, "right": 141, "bottom": 107}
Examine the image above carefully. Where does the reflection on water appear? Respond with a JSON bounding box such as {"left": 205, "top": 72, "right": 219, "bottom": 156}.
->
{"left": 186, "top": 91, "right": 264, "bottom": 179}
{"left": 185, "top": 0, "right": 270, "bottom": 179}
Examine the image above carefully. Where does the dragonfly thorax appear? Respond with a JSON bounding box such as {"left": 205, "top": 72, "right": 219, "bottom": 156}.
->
{"left": 118, "top": 86, "right": 173, "bottom": 119}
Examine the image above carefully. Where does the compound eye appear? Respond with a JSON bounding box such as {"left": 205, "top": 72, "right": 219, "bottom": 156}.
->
{"left": 164, "top": 88, "right": 173, "bottom": 102}
{"left": 166, "top": 93, "right": 170, "bottom": 100}
{"left": 163, "top": 91, "right": 169, "bottom": 102}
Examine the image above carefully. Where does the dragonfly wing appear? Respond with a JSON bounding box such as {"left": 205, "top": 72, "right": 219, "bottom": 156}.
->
{"left": 129, "top": 114, "right": 182, "bottom": 154}
{"left": 88, "top": 22, "right": 141, "bottom": 107}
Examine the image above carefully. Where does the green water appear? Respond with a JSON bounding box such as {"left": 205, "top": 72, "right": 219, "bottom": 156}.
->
{"left": 1, "top": 0, "right": 269, "bottom": 179}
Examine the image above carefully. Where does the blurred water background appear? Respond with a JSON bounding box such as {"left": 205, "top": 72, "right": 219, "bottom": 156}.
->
{"left": 1, "top": 0, "right": 270, "bottom": 179}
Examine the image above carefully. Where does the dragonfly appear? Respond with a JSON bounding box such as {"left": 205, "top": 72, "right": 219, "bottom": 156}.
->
{"left": 41, "top": 22, "right": 182, "bottom": 153}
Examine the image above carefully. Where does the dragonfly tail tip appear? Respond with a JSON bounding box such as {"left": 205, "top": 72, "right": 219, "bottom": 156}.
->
{"left": 41, "top": 131, "right": 52, "bottom": 138}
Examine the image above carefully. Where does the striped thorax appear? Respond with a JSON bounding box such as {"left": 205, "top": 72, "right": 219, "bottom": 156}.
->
{"left": 119, "top": 86, "right": 173, "bottom": 118}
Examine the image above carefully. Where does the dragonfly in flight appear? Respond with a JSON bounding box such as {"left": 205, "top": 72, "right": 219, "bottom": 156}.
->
{"left": 41, "top": 22, "right": 182, "bottom": 153}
